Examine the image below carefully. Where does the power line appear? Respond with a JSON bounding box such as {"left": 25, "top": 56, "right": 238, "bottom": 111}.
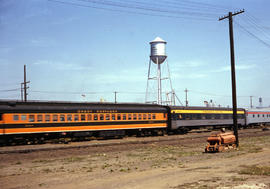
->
{"left": 48, "top": 0, "right": 219, "bottom": 21}
{"left": 0, "top": 88, "right": 21, "bottom": 92}
{"left": 76, "top": 0, "right": 221, "bottom": 17}
{"left": 235, "top": 20, "right": 270, "bottom": 49}
{"left": 239, "top": 14, "right": 270, "bottom": 41}
{"left": 113, "top": 0, "right": 226, "bottom": 14}
{"left": 159, "top": 0, "right": 230, "bottom": 12}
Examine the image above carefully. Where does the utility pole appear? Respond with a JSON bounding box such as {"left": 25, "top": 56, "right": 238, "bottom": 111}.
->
{"left": 114, "top": 91, "right": 118, "bottom": 104}
{"left": 20, "top": 83, "right": 24, "bottom": 101}
{"left": 184, "top": 88, "right": 188, "bottom": 107}
{"left": 219, "top": 9, "right": 244, "bottom": 147}
{"left": 250, "top": 96, "right": 253, "bottom": 108}
{"left": 21, "top": 65, "right": 30, "bottom": 102}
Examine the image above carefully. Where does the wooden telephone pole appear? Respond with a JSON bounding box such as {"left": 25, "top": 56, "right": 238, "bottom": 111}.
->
{"left": 219, "top": 10, "right": 244, "bottom": 147}
{"left": 21, "top": 65, "right": 30, "bottom": 102}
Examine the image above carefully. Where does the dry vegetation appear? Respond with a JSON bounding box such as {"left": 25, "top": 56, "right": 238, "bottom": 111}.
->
{"left": 0, "top": 129, "right": 270, "bottom": 189}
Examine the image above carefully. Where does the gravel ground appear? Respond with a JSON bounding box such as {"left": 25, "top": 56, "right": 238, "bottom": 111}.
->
{"left": 0, "top": 128, "right": 270, "bottom": 189}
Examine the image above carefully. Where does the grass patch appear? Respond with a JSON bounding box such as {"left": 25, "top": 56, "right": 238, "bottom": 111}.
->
{"left": 39, "top": 183, "right": 46, "bottom": 187}
{"left": 42, "top": 168, "right": 52, "bottom": 173}
{"left": 231, "top": 176, "right": 248, "bottom": 182}
{"left": 62, "top": 156, "right": 85, "bottom": 163}
{"left": 239, "top": 144, "right": 263, "bottom": 153}
{"left": 102, "top": 163, "right": 112, "bottom": 169}
{"left": 239, "top": 165, "right": 270, "bottom": 176}
{"left": 32, "top": 159, "right": 54, "bottom": 164}
{"left": 119, "top": 168, "right": 131, "bottom": 172}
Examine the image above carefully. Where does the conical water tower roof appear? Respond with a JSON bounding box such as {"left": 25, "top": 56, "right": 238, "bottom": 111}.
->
{"left": 150, "top": 37, "right": 166, "bottom": 44}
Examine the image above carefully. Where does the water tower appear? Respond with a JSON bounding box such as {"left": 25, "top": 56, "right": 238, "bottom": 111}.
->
{"left": 146, "top": 37, "right": 175, "bottom": 105}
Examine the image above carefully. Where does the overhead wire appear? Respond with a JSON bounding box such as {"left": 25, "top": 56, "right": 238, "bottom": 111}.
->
{"left": 48, "top": 0, "right": 224, "bottom": 21}
{"left": 0, "top": 88, "right": 21, "bottom": 92}
{"left": 240, "top": 13, "right": 270, "bottom": 41}
{"left": 48, "top": 0, "right": 213, "bottom": 21}
{"left": 76, "top": 0, "right": 221, "bottom": 17}
{"left": 30, "top": 90, "right": 148, "bottom": 95}
{"left": 235, "top": 20, "right": 270, "bottom": 49}
{"left": 159, "top": 0, "right": 230, "bottom": 12}
{"left": 109, "top": 0, "right": 226, "bottom": 15}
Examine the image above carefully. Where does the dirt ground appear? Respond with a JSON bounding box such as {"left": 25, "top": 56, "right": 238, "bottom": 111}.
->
{"left": 0, "top": 129, "right": 270, "bottom": 189}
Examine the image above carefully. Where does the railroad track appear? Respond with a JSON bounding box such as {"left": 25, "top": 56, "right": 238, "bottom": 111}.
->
{"left": 0, "top": 128, "right": 269, "bottom": 154}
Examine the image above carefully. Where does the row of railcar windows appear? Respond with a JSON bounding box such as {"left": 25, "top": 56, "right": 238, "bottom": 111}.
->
{"left": 11, "top": 113, "right": 157, "bottom": 122}
{"left": 252, "top": 114, "right": 270, "bottom": 118}
{"left": 173, "top": 113, "right": 245, "bottom": 120}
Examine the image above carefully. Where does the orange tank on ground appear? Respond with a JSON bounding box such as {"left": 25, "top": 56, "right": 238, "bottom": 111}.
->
{"left": 205, "top": 132, "right": 236, "bottom": 152}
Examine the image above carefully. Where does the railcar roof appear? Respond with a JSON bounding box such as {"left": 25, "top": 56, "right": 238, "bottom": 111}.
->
{"left": 0, "top": 100, "right": 167, "bottom": 113}
{"left": 246, "top": 107, "right": 270, "bottom": 112}
{"left": 169, "top": 106, "right": 245, "bottom": 111}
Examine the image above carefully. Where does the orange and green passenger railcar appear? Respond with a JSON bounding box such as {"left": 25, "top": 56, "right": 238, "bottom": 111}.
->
{"left": 0, "top": 101, "right": 168, "bottom": 139}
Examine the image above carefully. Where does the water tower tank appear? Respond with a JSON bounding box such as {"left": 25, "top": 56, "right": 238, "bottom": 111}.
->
{"left": 150, "top": 37, "right": 167, "bottom": 64}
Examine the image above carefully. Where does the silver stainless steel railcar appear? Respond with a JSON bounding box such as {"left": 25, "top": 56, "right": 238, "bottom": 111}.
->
{"left": 246, "top": 108, "right": 270, "bottom": 126}
{"left": 169, "top": 106, "right": 246, "bottom": 133}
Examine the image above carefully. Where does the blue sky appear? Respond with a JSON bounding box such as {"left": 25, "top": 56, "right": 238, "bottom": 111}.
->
{"left": 0, "top": 0, "right": 270, "bottom": 108}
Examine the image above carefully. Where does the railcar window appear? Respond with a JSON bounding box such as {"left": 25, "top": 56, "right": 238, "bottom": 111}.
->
{"left": 60, "top": 115, "right": 65, "bottom": 121}
{"left": 94, "top": 114, "right": 98, "bottom": 120}
{"left": 123, "top": 114, "right": 126, "bottom": 120}
{"left": 152, "top": 114, "right": 156, "bottom": 119}
{"left": 201, "top": 115, "right": 206, "bottom": 120}
{"left": 128, "top": 114, "right": 132, "bottom": 120}
{"left": 179, "top": 114, "right": 182, "bottom": 120}
{"left": 53, "top": 115, "right": 58, "bottom": 122}
{"left": 106, "top": 114, "right": 110, "bottom": 120}
{"left": 181, "top": 114, "right": 186, "bottom": 120}
{"left": 185, "top": 114, "right": 191, "bottom": 120}
{"left": 29, "top": 115, "right": 35, "bottom": 122}
{"left": 263, "top": 114, "right": 265, "bottom": 117}
{"left": 258, "top": 114, "right": 260, "bottom": 118}
{"left": 74, "top": 115, "right": 79, "bottom": 121}
{"left": 112, "top": 114, "right": 115, "bottom": 120}
{"left": 37, "top": 115, "right": 43, "bottom": 122}
{"left": 87, "top": 114, "right": 92, "bottom": 121}
{"left": 45, "top": 115, "right": 51, "bottom": 122}
{"left": 237, "top": 114, "right": 243, "bottom": 119}
{"left": 133, "top": 114, "right": 137, "bottom": 120}
{"left": 67, "top": 115, "right": 72, "bottom": 121}
{"left": 191, "top": 114, "right": 196, "bottom": 120}
{"left": 253, "top": 114, "right": 255, "bottom": 118}
{"left": 148, "top": 114, "right": 151, "bottom": 120}
{"left": 0, "top": 113, "right": 2, "bottom": 121}
{"left": 117, "top": 114, "right": 121, "bottom": 120}
{"left": 81, "top": 114, "right": 86, "bottom": 121}
{"left": 138, "top": 114, "right": 142, "bottom": 120}
{"left": 100, "top": 114, "right": 104, "bottom": 120}
{"left": 196, "top": 114, "right": 201, "bottom": 120}
{"left": 143, "top": 114, "right": 147, "bottom": 120}
{"left": 215, "top": 114, "right": 220, "bottom": 119}
{"left": 13, "top": 115, "right": 19, "bottom": 121}
{"left": 21, "top": 115, "right": 27, "bottom": 121}
{"left": 205, "top": 114, "right": 211, "bottom": 119}
{"left": 211, "top": 114, "right": 215, "bottom": 119}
